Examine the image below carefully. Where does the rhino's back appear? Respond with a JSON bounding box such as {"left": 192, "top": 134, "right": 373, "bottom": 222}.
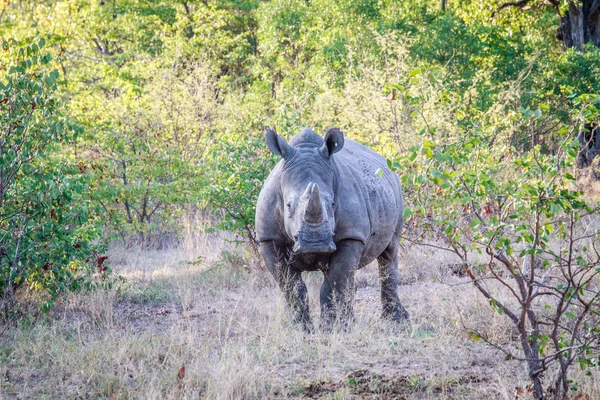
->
{"left": 333, "top": 139, "right": 403, "bottom": 267}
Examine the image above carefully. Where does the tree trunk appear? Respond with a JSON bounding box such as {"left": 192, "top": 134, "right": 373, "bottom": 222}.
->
{"left": 557, "top": 0, "right": 600, "bottom": 49}
{"left": 576, "top": 124, "right": 600, "bottom": 179}
{"left": 571, "top": 3, "right": 585, "bottom": 49}
{"left": 523, "top": 341, "right": 545, "bottom": 399}
{"left": 555, "top": 1, "right": 600, "bottom": 179}
{"left": 523, "top": 340, "right": 545, "bottom": 399}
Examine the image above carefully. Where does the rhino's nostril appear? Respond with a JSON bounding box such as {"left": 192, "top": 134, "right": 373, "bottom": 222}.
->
{"left": 293, "top": 234, "right": 299, "bottom": 241}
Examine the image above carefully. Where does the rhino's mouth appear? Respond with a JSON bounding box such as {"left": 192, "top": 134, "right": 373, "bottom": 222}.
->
{"left": 293, "top": 224, "right": 336, "bottom": 254}
{"left": 293, "top": 239, "right": 336, "bottom": 254}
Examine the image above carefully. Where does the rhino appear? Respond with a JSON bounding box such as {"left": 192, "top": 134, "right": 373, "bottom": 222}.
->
{"left": 256, "top": 126, "right": 409, "bottom": 331}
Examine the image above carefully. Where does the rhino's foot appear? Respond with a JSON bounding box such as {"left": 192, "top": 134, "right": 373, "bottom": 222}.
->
{"left": 291, "top": 312, "right": 313, "bottom": 333}
{"left": 319, "top": 311, "right": 355, "bottom": 333}
{"left": 300, "top": 319, "right": 314, "bottom": 334}
{"left": 383, "top": 305, "right": 410, "bottom": 324}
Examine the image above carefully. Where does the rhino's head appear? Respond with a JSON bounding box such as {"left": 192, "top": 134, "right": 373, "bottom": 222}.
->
{"left": 265, "top": 126, "right": 344, "bottom": 255}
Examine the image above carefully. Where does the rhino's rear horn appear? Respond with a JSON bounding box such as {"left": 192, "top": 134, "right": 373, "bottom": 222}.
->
{"left": 304, "top": 183, "right": 325, "bottom": 224}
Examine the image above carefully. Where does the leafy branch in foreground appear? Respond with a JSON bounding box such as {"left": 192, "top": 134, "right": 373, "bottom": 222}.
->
{"left": 393, "top": 94, "right": 600, "bottom": 400}
{"left": 0, "top": 37, "right": 104, "bottom": 317}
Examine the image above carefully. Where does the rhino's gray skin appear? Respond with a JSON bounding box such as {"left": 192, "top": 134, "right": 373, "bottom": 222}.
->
{"left": 256, "top": 126, "right": 409, "bottom": 331}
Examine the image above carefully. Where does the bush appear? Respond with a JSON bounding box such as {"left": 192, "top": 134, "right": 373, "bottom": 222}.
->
{"left": 0, "top": 37, "right": 103, "bottom": 317}
{"left": 394, "top": 91, "right": 600, "bottom": 399}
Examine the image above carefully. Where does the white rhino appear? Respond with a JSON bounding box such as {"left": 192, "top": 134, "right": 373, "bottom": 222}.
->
{"left": 256, "top": 127, "right": 408, "bottom": 330}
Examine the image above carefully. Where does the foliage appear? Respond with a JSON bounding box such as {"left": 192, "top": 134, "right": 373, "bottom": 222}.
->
{"left": 201, "top": 82, "right": 275, "bottom": 252}
{"left": 393, "top": 89, "right": 600, "bottom": 398}
{"left": 81, "top": 60, "right": 214, "bottom": 247}
{"left": 0, "top": 37, "right": 103, "bottom": 316}
{"left": 2, "top": 0, "right": 599, "bottom": 247}
{"left": 203, "top": 128, "right": 272, "bottom": 248}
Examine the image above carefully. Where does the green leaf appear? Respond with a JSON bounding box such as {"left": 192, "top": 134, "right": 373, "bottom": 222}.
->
{"left": 409, "top": 68, "right": 422, "bottom": 77}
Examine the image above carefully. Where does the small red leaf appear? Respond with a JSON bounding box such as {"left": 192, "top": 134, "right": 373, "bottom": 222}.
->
{"left": 96, "top": 255, "right": 109, "bottom": 273}
{"left": 177, "top": 364, "right": 185, "bottom": 380}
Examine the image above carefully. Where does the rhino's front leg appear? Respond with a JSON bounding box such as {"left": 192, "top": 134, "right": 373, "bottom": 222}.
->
{"left": 260, "top": 241, "right": 312, "bottom": 331}
{"left": 320, "top": 239, "right": 364, "bottom": 331}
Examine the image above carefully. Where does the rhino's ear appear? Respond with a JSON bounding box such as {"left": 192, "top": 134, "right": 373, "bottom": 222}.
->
{"left": 321, "top": 128, "right": 344, "bottom": 159}
{"left": 266, "top": 126, "right": 295, "bottom": 160}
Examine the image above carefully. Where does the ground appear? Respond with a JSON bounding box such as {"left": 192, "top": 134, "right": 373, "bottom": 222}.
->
{"left": 1, "top": 234, "right": 598, "bottom": 399}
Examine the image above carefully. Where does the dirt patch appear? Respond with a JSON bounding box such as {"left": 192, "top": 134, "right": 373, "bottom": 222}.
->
{"left": 293, "top": 369, "right": 490, "bottom": 399}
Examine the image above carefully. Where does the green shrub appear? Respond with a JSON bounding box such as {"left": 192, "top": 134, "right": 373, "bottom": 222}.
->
{"left": 394, "top": 91, "right": 600, "bottom": 399}
{"left": 0, "top": 37, "right": 103, "bottom": 316}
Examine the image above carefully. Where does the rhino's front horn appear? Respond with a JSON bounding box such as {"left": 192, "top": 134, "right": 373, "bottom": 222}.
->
{"left": 304, "top": 183, "right": 325, "bottom": 224}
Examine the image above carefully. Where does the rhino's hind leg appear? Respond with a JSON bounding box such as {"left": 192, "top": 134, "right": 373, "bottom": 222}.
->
{"left": 377, "top": 240, "right": 410, "bottom": 322}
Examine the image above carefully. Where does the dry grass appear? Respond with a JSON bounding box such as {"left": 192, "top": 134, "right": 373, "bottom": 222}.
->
{"left": 1, "top": 233, "right": 599, "bottom": 399}
{"left": 579, "top": 172, "right": 600, "bottom": 203}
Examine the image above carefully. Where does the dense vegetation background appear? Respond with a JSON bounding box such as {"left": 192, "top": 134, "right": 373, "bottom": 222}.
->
{"left": 1, "top": 0, "right": 599, "bottom": 316}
